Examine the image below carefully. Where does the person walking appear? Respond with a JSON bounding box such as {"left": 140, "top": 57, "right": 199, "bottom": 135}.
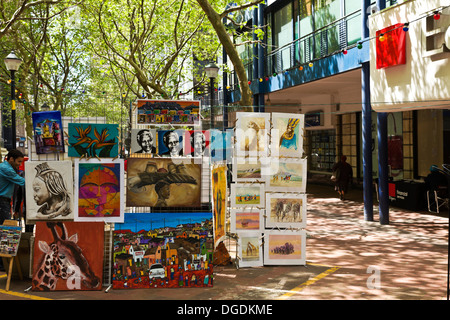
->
{"left": 332, "top": 155, "right": 353, "bottom": 200}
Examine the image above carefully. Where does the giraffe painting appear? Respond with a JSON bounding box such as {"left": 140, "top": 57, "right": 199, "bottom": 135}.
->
{"left": 32, "top": 221, "right": 104, "bottom": 291}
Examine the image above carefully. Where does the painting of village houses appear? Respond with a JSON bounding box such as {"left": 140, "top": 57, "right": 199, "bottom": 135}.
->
{"left": 112, "top": 212, "right": 214, "bottom": 289}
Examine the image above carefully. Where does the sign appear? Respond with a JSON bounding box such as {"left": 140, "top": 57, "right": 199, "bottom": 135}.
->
{"left": 305, "top": 112, "right": 322, "bottom": 127}
{"left": 376, "top": 23, "right": 406, "bottom": 69}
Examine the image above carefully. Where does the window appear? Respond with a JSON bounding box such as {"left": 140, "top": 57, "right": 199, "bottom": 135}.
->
{"left": 308, "top": 129, "right": 336, "bottom": 172}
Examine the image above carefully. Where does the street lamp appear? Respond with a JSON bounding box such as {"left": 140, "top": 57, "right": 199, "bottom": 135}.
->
{"left": 4, "top": 51, "right": 23, "bottom": 150}
{"left": 205, "top": 62, "right": 219, "bottom": 128}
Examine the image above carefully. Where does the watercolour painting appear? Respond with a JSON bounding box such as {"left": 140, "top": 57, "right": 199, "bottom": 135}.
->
{"left": 265, "top": 193, "right": 307, "bottom": 229}
{"left": 237, "top": 232, "right": 263, "bottom": 268}
{"left": 271, "top": 113, "right": 304, "bottom": 158}
{"left": 235, "top": 112, "right": 270, "bottom": 157}
{"left": 263, "top": 230, "right": 306, "bottom": 265}
{"left": 68, "top": 123, "right": 119, "bottom": 158}
{"left": 232, "top": 157, "right": 269, "bottom": 182}
{"left": 265, "top": 158, "right": 307, "bottom": 192}
{"left": 25, "top": 161, "right": 74, "bottom": 222}
{"left": 32, "top": 111, "right": 65, "bottom": 154}
{"left": 112, "top": 212, "right": 214, "bottom": 289}
{"left": 32, "top": 221, "right": 104, "bottom": 291}
{"left": 211, "top": 165, "right": 227, "bottom": 247}
{"left": 230, "top": 183, "right": 265, "bottom": 208}
{"left": 230, "top": 208, "right": 263, "bottom": 233}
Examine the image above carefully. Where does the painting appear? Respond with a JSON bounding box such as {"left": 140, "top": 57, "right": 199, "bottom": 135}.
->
{"left": 130, "top": 128, "right": 157, "bottom": 155}
{"left": 32, "top": 111, "right": 65, "bottom": 154}
{"left": 237, "top": 232, "right": 263, "bottom": 268}
{"left": 271, "top": 113, "right": 304, "bottom": 157}
{"left": 263, "top": 230, "right": 306, "bottom": 265}
{"left": 25, "top": 161, "right": 74, "bottom": 222}
{"left": 210, "top": 129, "right": 233, "bottom": 162}
{"left": 126, "top": 158, "right": 201, "bottom": 207}
{"left": 112, "top": 212, "right": 214, "bottom": 289}
{"left": 235, "top": 112, "right": 270, "bottom": 157}
{"left": 74, "top": 159, "right": 124, "bottom": 223}
{"left": 265, "top": 193, "right": 307, "bottom": 229}
{"left": 32, "top": 221, "right": 104, "bottom": 291}
{"left": 184, "top": 130, "right": 210, "bottom": 157}
{"left": 0, "top": 225, "right": 21, "bottom": 256}
{"left": 136, "top": 99, "right": 201, "bottom": 125}
{"left": 230, "top": 183, "right": 265, "bottom": 208}
{"left": 157, "top": 129, "right": 185, "bottom": 157}
{"left": 68, "top": 123, "right": 119, "bottom": 158}
{"left": 211, "top": 164, "right": 227, "bottom": 247}
{"left": 232, "top": 157, "right": 269, "bottom": 182}
{"left": 265, "top": 158, "right": 307, "bottom": 192}
{"left": 230, "top": 208, "right": 263, "bottom": 233}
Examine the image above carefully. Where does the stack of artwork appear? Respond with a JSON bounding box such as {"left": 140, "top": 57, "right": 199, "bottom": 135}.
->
{"left": 230, "top": 112, "right": 307, "bottom": 267}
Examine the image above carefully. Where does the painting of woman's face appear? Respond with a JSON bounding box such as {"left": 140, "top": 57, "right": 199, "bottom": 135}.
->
{"left": 32, "top": 177, "right": 51, "bottom": 206}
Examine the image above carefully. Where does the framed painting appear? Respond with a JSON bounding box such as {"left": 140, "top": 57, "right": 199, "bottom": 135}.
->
{"left": 136, "top": 99, "right": 201, "bottom": 126}
{"left": 237, "top": 232, "right": 263, "bottom": 268}
{"left": 230, "top": 208, "right": 264, "bottom": 233}
{"left": 74, "top": 158, "right": 124, "bottom": 223}
{"left": 263, "top": 230, "right": 306, "bottom": 265}
{"left": 232, "top": 157, "right": 269, "bottom": 182}
{"left": 112, "top": 212, "right": 214, "bottom": 289}
{"left": 32, "top": 221, "right": 104, "bottom": 291}
{"left": 157, "top": 129, "right": 185, "bottom": 157}
{"left": 211, "top": 164, "right": 227, "bottom": 247}
{"left": 235, "top": 112, "right": 270, "bottom": 157}
{"left": 265, "top": 158, "right": 307, "bottom": 192}
{"left": 68, "top": 123, "right": 119, "bottom": 158}
{"left": 210, "top": 129, "right": 233, "bottom": 162}
{"left": 130, "top": 128, "right": 157, "bottom": 155}
{"left": 230, "top": 183, "right": 265, "bottom": 208}
{"left": 32, "top": 111, "right": 65, "bottom": 154}
{"left": 265, "top": 193, "right": 307, "bottom": 229}
{"left": 126, "top": 158, "right": 202, "bottom": 207}
{"left": 184, "top": 130, "right": 210, "bottom": 157}
{"left": 25, "top": 161, "right": 74, "bottom": 222}
{"left": 270, "top": 113, "right": 304, "bottom": 157}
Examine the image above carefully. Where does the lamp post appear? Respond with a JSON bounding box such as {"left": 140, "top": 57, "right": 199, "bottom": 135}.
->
{"left": 4, "top": 51, "right": 23, "bottom": 150}
{"left": 205, "top": 62, "right": 219, "bottom": 129}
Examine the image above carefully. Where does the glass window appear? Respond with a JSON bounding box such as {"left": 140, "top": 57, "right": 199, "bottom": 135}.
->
{"left": 345, "top": 0, "right": 361, "bottom": 45}
{"left": 308, "top": 129, "right": 336, "bottom": 172}
{"left": 314, "top": 0, "right": 341, "bottom": 56}
{"left": 273, "top": 2, "right": 293, "bottom": 70}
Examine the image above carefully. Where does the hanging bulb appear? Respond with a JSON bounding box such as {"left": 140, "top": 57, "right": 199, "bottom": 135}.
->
{"left": 403, "top": 23, "right": 409, "bottom": 31}
{"left": 308, "top": 62, "right": 313, "bottom": 67}
{"left": 343, "top": 49, "right": 348, "bottom": 55}
{"left": 357, "top": 42, "right": 363, "bottom": 49}
{"left": 272, "top": 72, "right": 277, "bottom": 77}
{"left": 259, "top": 78, "right": 263, "bottom": 82}
{"left": 299, "top": 66, "right": 303, "bottom": 71}
{"left": 248, "top": 81, "right": 251, "bottom": 85}
{"left": 433, "top": 11, "right": 440, "bottom": 20}
{"left": 379, "top": 34, "right": 385, "bottom": 42}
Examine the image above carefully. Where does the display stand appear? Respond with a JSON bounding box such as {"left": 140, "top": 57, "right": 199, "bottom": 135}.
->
{"left": 0, "top": 220, "right": 23, "bottom": 291}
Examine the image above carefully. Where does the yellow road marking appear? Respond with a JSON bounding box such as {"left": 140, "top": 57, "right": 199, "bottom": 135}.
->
{"left": 0, "top": 288, "right": 53, "bottom": 300}
{"left": 277, "top": 265, "right": 340, "bottom": 300}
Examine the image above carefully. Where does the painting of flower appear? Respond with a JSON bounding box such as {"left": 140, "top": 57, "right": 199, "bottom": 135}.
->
{"left": 68, "top": 123, "right": 119, "bottom": 158}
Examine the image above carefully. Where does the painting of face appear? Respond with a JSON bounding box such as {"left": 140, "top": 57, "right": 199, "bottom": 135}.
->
{"left": 130, "top": 129, "right": 157, "bottom": 154}
{"left": 271, "top": 113, "right": 304, "bottom": 157}
{"left": 157, "top": 130, "right": 184, "bottom": 157}
{"left": 74, "top": 159, "right": 124, "bottom": 223}
{"left": 235, "top": 112, "right": 270, "bottom": 157}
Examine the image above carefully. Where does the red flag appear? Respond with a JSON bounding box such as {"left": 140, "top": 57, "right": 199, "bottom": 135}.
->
{"left": 376, "top": 23, "right": 406, "bottom": 69}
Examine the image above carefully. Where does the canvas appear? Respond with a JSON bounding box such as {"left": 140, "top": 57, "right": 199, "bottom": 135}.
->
{"left": 126, "top": 158, "right": 202, "bottom": 207}
{"left": 32, "top": 221, "right": 104, "bottom": 291}
{"left": 112, "top": 212, "right": 214, "bottom": 289}
{"left": 211, "top": 165, "right": 227, "bottom": 247}
{"left": 25, "top": 161, "right": 74, "bottom": 222}
{"left": 136, "top": 99, "right": 201, "bottom": 126}
{"left": 265, "top": 158, "right": 307, "bottom": 192}
{"left": 271, "top": 113, "right": 304, "bottom": 158}
{"left": 235, "top": 112, "right": 270, "bottom": 157}
{"left": 32, "top": 111, "right": 65, "bottom": 154}
{"left": 265, "top": 193, "right": 307, "bottom": 229}
{"left": 0, "top": 225, "right": 21, "bottom": 256}
{"left": 210, "top": 129, "right": 233, "bottom": 162}
{"left": 68, "top": 123, "right": 119, "bottom": 158}
{"left": 157, "top": 129, "right": 185, "bottom": 157}
{"left": 230, "top": 183, "right": 265, "bottom": 208}
{"left": 232, "top": 157, "right": 269, "bottom": 182}
{"left": 74, "top": 159, "right": 124, "bottom": 223}
{"left": 130, "top": 128, "right": 157, "bottom": 155}
{"left": 230, "top": 208, "right": 263, "bottom": 233}
{"left": 184, "top": 130, "right": 210, "bottom": 157}
{"left": 237, "top": 232, "right": 263, "bottom": 268}
{"left": 263, "top": 230, "right": 306, "bottom": 265}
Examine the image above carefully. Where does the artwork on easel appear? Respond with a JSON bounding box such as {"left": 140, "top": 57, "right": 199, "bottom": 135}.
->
{"left": 74, "top": 158, "right": 124, "bottom": 223}
{"left": 230, "top": 208, "right": 263, "bottom": 233}
{"left": 25, "top": 161, "right": 74, "bottom": 222}
{"left": 237, "top": 232, "right": 263, "bottom": 268}
{"left": 270, "top": 113, "right": 304, "bottom": 158}
{"left": 32, "top": 111, "right": 65, "bottom": 154}
{"left": 265, "top": 158, "right": 307, "bottom": 192}
{"left": 265, "top": 193, "right": 307, "bottom": 229}
{"left": 263, "top": 230, "right": 306, "bottom": 265}
{"left": 230, "top": 183, "right": 265, "bottom": 208}
{"left": 31, "top": 221, "right": 104, "bottom": 291}
{"left": 68, "top": 123, "right": 119, "bottom": 158}
{"left": 235, "top": 112, "right": 270, "bottom": 157}
{"left": 0, "top": 225, "right": 21, "bottom": 256}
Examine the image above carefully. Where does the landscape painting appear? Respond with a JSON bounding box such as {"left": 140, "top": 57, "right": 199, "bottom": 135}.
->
{"left": 271, "top": 113, "right": 304, "bottom": 158}
{"left": 32, "top": 111, "right": 65, "bottom": 154}
{"left": 235, "top": 112, "right": 270, "bottom": 157}
{"left": 136, "top": 99, "right": 201, "bottom": 125}
{"left": 237, "top": 232, "right": 263, "bottom": 268}
{"left": 265, "top": 193, "right": 307, "bottom": 229}
{"left": 230, "top": 183, "right": 265, "bottom": 208}
{"left": 230, "top": 209, "right": 263, "bottom": 233}
{"left": 232, "top": 157, "right": 269, "bottom": 182}
{"left": 266, "top": 158, "right": 307, "bottom": 192}
{"left": 126, "top": 158, "right": 201, "bottom": 208}
{"left": 68, "top": 123, "right": 119, "bottom": 158}
{"left": 32, "top": 221, "right": 104, "bottom": 291}
{"left": 263, "top": 230, "right": 306, "bottom": 265}
{"left": 112, "top": 211, "right": 214, "bottom": 289}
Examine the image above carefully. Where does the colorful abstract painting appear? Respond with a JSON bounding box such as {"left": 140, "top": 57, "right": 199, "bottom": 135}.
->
{"left": 112, "top": 212, "right": 214, "bottom": 289}
{"left": 25, "top": 161, "right": 74, "bottom": 222}
{"left": 32, "top": 221, "right": 104, "bottom": 291}
{"left": 230, "top": 208, "right": 263, "bottom": 233}
{"left": 136, "top": 99, "right": 201, "bottom": 125}
{"left": 126, "top": 158, "right": 201, "bottom": 207}
{"left": 68, "top": 123, "right": 119, "bottom": 158}
{"left": 32, "top": 111, "right": 65, "bottom": 154}
{"left": 211, "top": 164, "right": 227, "bottom": 247}
{"left": 265, "top": 193, "right": 307, "bottom": 229}
{"left": 237, "top": 232, "right": 263, "bottom": 268}
{"left": 263, "top": 230, "right": 306, "bottom": 265}
{"left": 271, "top": 113, "right": 304, "bottom": 158}
{"left": 74, "top": 159, "right": 124, "bottom": 223}
{"left": 235, "top": 112, "right": 270, "bottom": 157}
{"left": 265, "top": 158, "right": 307, "bottom": 192}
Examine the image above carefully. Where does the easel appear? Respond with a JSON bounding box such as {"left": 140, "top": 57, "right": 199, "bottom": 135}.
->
{"left": 0, "top": 220, "right": 23, "bottom": 291}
